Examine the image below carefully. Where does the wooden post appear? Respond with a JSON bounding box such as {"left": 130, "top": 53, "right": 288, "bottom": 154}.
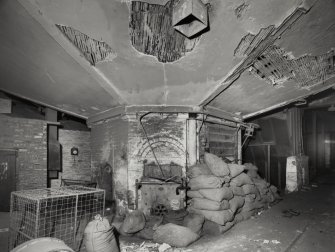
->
{"left": 312, "top": 111, "right": 317, "bottom": 178}
{"left": 237, "top": 127, "right": 242, "bottom": 164}
{"left": 45, "top": 108, "right": 60, "bottom": 187}
{"left": 267, "top": 144, "right": 271, "bottom": 183}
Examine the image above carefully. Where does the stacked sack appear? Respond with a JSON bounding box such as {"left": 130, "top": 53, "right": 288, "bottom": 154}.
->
{"left": 187, "top": 153, "right": 281, "bottom": 234}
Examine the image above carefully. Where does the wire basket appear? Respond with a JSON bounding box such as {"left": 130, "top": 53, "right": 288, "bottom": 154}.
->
{"left": 9, "top": 186, "right": 105, "bottom": 251}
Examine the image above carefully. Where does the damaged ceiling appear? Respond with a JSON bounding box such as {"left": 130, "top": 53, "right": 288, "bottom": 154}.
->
{"left": 0, "top": 0, "right": 334, "bottom": 120}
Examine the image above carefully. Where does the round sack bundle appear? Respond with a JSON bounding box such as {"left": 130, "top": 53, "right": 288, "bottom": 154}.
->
{"left": 187, "top": 163, "right": 213, "bottom": 178}
{"left": 153, "top": 223, "right": 200, "bottom": 247}
{"left": 190, "top": 198, "right": 230, "bottom": 211}
{"left": 198, "top": 187, "right": 234, "bottom": 202}
{"left": 188, "top": 175, "right": 223, "bottom": 190}
{"left": 230, "top": 184, "right": 245, "bottom": 196}
{"left": 120, "top": 210, "right": 146, "bottom": 234}
{"left": 10, "top": 238, "right": 74, "bottom": 252}
{"left": 229, "top": 196, "right": 245, "bottom": 214}
{"left": 228, "top": 164, "right": 245, "bottom": 178}
{"left": 84, "top": 215, "right": 119, "bottom": 252}
{"left": 204, "top": 152, "right": 230, "bottom": 177}
{"left": 188, "top": 207, "right": 234, "bottom": 226}
{"left": 187, "top": 190, "right": 204, "bottom": 199}
{"left": 230, "top": 173, "right": 254, "bottom": 187}
{"left": 182, "top": 213, "right": 205, "bottom": 235}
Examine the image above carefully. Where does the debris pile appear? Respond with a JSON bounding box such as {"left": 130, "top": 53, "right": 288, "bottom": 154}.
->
{"left": 187, "top": 153, "right": 281, "bottom": 233}
{"left": 115, "top": 152, "right": 281, "bottom": 249}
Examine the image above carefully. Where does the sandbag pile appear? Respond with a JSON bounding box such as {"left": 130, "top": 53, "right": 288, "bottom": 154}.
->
{"left": 187, "top": 153, "right": 281, "bottom": 233}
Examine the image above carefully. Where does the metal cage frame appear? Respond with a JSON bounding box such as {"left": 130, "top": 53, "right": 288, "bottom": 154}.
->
{"left": 9, "top": 186, "right": 105, "bottom": 251}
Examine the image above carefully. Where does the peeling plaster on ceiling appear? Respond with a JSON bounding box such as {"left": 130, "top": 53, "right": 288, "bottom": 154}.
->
{"left": 56, "top": 24, "right": 117, "bottom": 65}
{"left": 26, "top": 0, "right": 301, "bottom": 108}
{"left": 0, "top": 0, "right": 120, "bottom": 117}
{"left": 129, "top": 0, "right": 200, "bottom": 63}
{"left": 250, "top": 46, "right": 335, "bottom": 88}
{"left": 208, "top": 0, "right": 335, "bottom": 116}
{"left": 234, "top": 25, "right": 275, "bottom": 58}
{"left": 1, "top": 0, "right": 334, "bottom": 119}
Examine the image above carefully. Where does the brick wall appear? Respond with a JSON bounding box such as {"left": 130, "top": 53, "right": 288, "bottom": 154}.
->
{"left": 90, "top": 113, "right": 188, "bottom": 212}
{"left": 51, "top": 129, "right": 91, "bottom": 187}
{"left": 90, "top": 116, "right": 129, "bottom": 210}
{"left": 127, "top": 113, "right": 187, "bottom": 209}
{"left": 0, "top": 114, "right": 47, "bottom": 190}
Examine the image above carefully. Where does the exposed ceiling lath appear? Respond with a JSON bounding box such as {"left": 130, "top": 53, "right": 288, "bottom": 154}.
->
{"left": 129, "top": 0, "right": 199, "bottom": 63}
{"left": 56, "top": 24, "right": 116, "bottom": 66}
{"left": 234, "top": 25, "right": 275, "bottom": 58}
{"left": 250, "top": 46, "right": 335, "bottom": 88}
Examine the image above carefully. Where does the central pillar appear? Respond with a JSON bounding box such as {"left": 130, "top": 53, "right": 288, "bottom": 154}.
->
{"left": 187, "top": 114, "right": 198, "bottom": 166}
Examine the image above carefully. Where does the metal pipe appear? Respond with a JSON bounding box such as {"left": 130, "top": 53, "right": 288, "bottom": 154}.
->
{"left": 139, "top": 112, "right": 165, "bottom": 177}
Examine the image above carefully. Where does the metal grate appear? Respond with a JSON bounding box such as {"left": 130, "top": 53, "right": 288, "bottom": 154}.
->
{"left": 9, "top": 186, "right": 105, "bottom": 251}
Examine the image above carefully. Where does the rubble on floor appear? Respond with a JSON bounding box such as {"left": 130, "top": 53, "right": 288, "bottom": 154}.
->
{"left": 115, "top": 152, "right": 282, "bottom": 250}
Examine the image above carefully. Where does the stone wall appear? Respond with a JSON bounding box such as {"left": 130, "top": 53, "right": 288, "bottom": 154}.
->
{"left": 0, "top": 114, "right": 47, "bottom": 190}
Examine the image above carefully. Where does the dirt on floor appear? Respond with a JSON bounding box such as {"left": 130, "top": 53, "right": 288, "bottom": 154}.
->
{"left": 118, "top": 171, "right": 335, "bottom": 252}
{"left": 1, "top": 171, "right": 334, "bottom": 252}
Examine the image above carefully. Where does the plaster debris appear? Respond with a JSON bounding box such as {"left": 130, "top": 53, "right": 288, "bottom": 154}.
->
{"left": 56, "top": 24, "right": 117, "bottom": 66}
{"left": 158, "top": 243, "right": 171, "bottom": 252}
{"left": 129, "top": 0, "right": 199, "bottom": 63}
{"left": 250, "top": 46, "right": 335, "bottom": 88}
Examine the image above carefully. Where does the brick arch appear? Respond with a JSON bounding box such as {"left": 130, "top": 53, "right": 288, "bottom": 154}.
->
{"left": 137, "top": 136, "right": 185, "bottom": 159}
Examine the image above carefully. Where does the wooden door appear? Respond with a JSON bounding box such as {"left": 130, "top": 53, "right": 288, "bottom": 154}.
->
{"left": 0, "top": 150, "right": 16, "bottom": 212}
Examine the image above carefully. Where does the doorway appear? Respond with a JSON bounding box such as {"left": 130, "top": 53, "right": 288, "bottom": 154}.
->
{"left": 0, "top": 150, "right": 16, "bottom": 212}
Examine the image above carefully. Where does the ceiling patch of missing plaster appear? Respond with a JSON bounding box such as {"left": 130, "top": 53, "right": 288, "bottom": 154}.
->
{"left": 129, "top": 1, "right": 199, "bottom": 63}
{"left": 234, "top": 25, "right": 275, "bottom": 58}
{"left": 250, "top": 46, "right": 335, "bottom": 88}
{"left": 56, "top": 24, "right": 117, "bottom": 66}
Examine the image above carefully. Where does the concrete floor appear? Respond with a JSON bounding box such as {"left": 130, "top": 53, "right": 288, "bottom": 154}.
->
{"left": 183, "top": 173, "right": 335, "bottom": 252}
{"left": 1, "top": 172, "right": 334, "bottom": 252}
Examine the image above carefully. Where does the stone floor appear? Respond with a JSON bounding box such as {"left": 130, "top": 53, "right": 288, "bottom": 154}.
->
{"left": 1, "top": 171, "right": 334, "bottom": 252}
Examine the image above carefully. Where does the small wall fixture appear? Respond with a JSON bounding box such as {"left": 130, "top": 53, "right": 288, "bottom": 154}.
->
{"left": 328, "top": 105, "right": 335, "bottom": 111}
{"left": 172, "top": 0, "right": 208, "bottom": 38}
{"left": 71, "top": 147, "right": 79, "bottom": 156}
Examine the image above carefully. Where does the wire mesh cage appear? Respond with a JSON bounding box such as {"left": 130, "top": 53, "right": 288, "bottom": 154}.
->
{"left": 9, "top": 186, "right": 105, "bottom": 251}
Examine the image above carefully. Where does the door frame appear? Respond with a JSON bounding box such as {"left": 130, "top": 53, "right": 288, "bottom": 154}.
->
{"left": 0, "top": 148, "right": 17, "bottom": 200}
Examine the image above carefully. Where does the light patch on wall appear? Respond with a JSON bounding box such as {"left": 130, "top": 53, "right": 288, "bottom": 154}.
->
{"left": 249, "top": 46, "right": 335, "bottom": 88}
{"left": 129, "top": 0, "right": 199, "bottom": 63}
{"left": 56, "top": 24, "right": 117, "bottom": 66}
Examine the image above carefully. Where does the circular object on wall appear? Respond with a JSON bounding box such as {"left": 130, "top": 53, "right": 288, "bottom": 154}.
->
{"left": 70, "top": 147, "right": 79, "bottom": 156}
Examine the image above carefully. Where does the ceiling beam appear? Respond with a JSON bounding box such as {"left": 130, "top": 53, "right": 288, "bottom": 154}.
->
{"left": 87, "top": 106, "right": 126, "bottom": 126}
{"left": 17, "top": 0, "right": 128, "bottom": 106}
{"left": 87, "top": 104, "right": 242, "bottom": 125}
{"left": 243, "top": 75, "right": 335, "bottom": 119}
{"left": 202, "top": 106, "right": 242, "bottom": 122}
{"left": 0, "top": 88, "right": 88, "bottom": 119}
